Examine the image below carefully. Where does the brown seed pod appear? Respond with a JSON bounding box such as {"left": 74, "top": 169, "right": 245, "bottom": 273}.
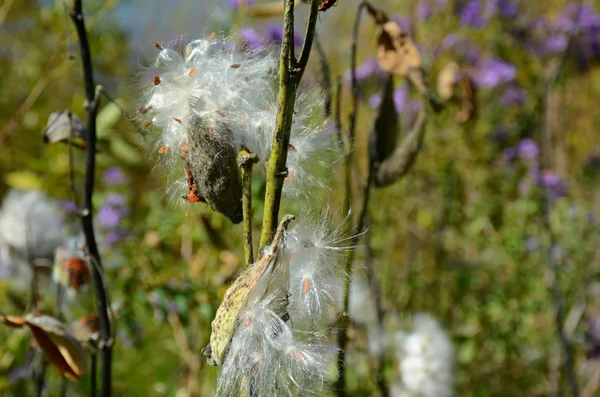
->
{"left": 186, "top": 116, "right": 243, "bottom": 224}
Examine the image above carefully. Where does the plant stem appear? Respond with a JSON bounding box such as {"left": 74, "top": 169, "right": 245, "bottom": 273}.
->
{"left": 335, "top": 4, "right": 366, "bottom": 396}
{"left": 238, "top": 152, "right": 259, "bottom": 265}
{"left": 69, "top": 2, "right": 112, "bottom": 396}
{"left": 259, "top": 0, "right": 320, "bottom": 247}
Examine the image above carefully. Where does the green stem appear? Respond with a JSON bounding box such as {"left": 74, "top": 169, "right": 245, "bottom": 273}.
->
{"left": 259, "top": 0, "right": 320, "bottom": 247}
{"left": 238, "top": 152, "right": 259, "bottom": 265}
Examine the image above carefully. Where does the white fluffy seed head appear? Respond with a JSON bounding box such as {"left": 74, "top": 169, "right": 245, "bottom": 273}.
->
{"left": 138, "top": 35, "right": 279, "bottom": 179}
{"left": 391, "top": 313, "right": 455, "bottom": 397}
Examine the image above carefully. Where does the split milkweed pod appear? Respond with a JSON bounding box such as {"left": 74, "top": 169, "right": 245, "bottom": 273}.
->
{"left": 202, "top": 215, "right": 295, "bottom": 366}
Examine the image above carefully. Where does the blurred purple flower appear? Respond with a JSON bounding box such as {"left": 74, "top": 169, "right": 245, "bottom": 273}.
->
{"left": 545, "top": 34, "right": 569, "bottom": 53}
{"left": 417, "top": 0, "right": 432, "bottom": 20}
{"left": 474, "top": 58, "right": 516, "bottom": 88}
{"left": 229, "top": 0, "right": 256, "bottom": 10}
{"left": 517, "top": 139, "right": 539, "bottom": 159}
{"left": 265, "top": 24, "right": 303, "bottom": 48}
{"left": 439, "top": 34, "right": 481, "bottom": 63}
{"left": 8, "top": 363, "right": 32, "bottom": 384}
{"left": 369, "top": 94, "right": 382, "bottom": 109}
{"left": 540, "top": 171, "right": 568, "bottom": 198}
{"left": 500, "top": 85, "right": 527, "bottom": 106}
{"left": 525, "top": 237, "right": 538, "bottom": 252}
{"left": 555, "top": 3, "right": 600, "bottom": 34}
{"left": 459, "top": 0, "right": 486, "bottom": 29}
{"left": 105, "top": 193, "right": 127, "bottom": 208}
{"left": 239, "top": 27, "right": 263, "bottom": 49}
{"left": 486, "top": 0, "right": 518, "bottom": 19}
{"left": 586, "top": 316, "right": 600, "bottom": 359}
{"left": 103, "top": 167, "right": 127, "bottom": 185}
{"left": 500, "top": 147, "right": 516, "bottom": 166}
{"left": 390, "top": 14, "right": 412, "bottom": 33}
{"left": 105, "top": 229, "right": 130, "bottom": 246}
{"left": 98, "top": 205, "right": 128, "bottom": 228}
{"left": 59, "top": 199, "right": 78, "bottom": 213}
{"left": 344, "top": 57, "right": 383, "bottom": 82}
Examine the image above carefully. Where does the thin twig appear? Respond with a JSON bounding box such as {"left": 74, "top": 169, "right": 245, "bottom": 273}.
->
{"left": 334, "top": 77, "right": 344, "bottom": 152}
{"left": 541, "top": 66, "right": 579, "bottom": 397}
{"left": 90, "top": 352, "right": 97, "bottom": 397}
{"left": 259, "top": 0, "right": 320, "bottom": 247}
{"left": 335, "top": 5, "right": 367, "bottom": 394}
{"left": 69, "top": 2, "right": 112, "bottom": 396}
{"left": 238, "top": 153, "right": 259, "bottom": 265}
{"left": 363, "top": 216, "right": 389, "bottom": 397}
{"left": 314, "top": 30, "right": 332, "bottom": 119}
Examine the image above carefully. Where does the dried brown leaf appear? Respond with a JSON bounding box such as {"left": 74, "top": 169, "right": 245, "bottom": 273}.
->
{"left": 366, "top": 4, "right": 443, "bottom": 113}
{"left": 24, "top": 314, "right": 87, "bottom": 381}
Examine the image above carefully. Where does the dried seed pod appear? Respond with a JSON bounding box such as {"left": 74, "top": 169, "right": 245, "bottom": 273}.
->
{"left": 203, "top": 215, "right": 295, "bottom": 366}
{"left": 369, "top": 74, "right": 399, "bottom": 165}
{"left": 186, "top": 115, "right": 243, "bottom": 224}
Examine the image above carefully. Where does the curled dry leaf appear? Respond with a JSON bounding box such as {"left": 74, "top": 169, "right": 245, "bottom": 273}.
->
{"left": 437, "top": 62, "right": 477, "bottom": 123}
{"left": 365, "top": 2, "right": 443, "bottom": 113}
{"left": 43, "top": 111, "right": 88, "bottom": 149}
{"left": 1, "top": 313, "right": 87, "bottom": 381}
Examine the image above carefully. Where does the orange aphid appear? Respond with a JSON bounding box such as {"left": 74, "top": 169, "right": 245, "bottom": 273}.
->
{"left": 189, "top": 67, "right": 196, "bottom": 77}
{"left": 290, "top": 350, "right": 306, "bottom": 363}
{"left": 215, "top": 110, "right": 226, "bottom": 118}
{"left": 242, "top": 316, "right": 253, "bottom": 329}
{"left": 62, "top": 258, "right": 90, "bottom": 290}
{"left": 180, "top": 142, "right": 189, "bottom": 159}
{"left": 153, "top": 76, "right": 161, "bottom": 86}
{"left": 207, "top": 32, "right": 216, "bottom": 42}
{"left": 302, "top": 277, "right": 311, "bottom": 293}
{"left": 158, "top": 145, "right": 170, "bottom": 154}
{"left": 284, "top": 168, "right": 295, "bottom": 183}
{"left": 144, "top": 120, "right": 153, "bottom": 128}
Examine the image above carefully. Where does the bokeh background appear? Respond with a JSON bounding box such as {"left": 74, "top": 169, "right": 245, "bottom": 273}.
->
{"left": 1, "top": 0, "right": 600, "bottom": 395}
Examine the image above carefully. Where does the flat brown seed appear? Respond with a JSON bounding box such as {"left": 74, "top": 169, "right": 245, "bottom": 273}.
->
{"left": 229, "top": 64, "right": 241, "bottom": 69}
{"left": 153, "top": 41, "right": 163, "bottom": 51}
{"left": 172, "top": 117, "right": 182, "bottom": 123}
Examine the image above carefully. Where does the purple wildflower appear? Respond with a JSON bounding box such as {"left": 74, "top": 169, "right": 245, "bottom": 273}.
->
{"left": 517, "top": 139, "right": 539, "bottom": 159}
{"left": 229, "top": 0, "right": 256, "bottom": 10}
{"left": 239, "top": 28, "right": 263, "bottom": 49}
{"left": 105, "top": 193, "right": 128, "bottom": 208}
{"left": 103, "top": 167, "right": 127, "bottom": 185}
{"left": 265, "top": 24, "right": 303, "bottom": 48}
{"left": 500, "top": 85, "right": 527, "bottom": 106}
{"left": 59, "top": 199, "right": 78, "bottom": 214}
{"left": 105, "top": 229, "right": 130, "bottom": 246}
{"left": 98, "top": 205, "right": 128, "bottom": 229}
{"left": 459, "top": 0, "right": 486, "bottom": 29}
{"left": 439, "top": 34, "right": 481, "bottom": 64}
{"left": 416, "top": 0, "right": 432, "bottom": 20}
{"left": 344, "top": 57, "right": 383, "bottom": 82}
{"left": 474, "top": 58, "right": 516, "bottom": 88}
{"left": 369, "top": 94, "right": 382, "bottom": 109}
{"left": 540, "top": 171, "right": 568, "bottom": 198}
